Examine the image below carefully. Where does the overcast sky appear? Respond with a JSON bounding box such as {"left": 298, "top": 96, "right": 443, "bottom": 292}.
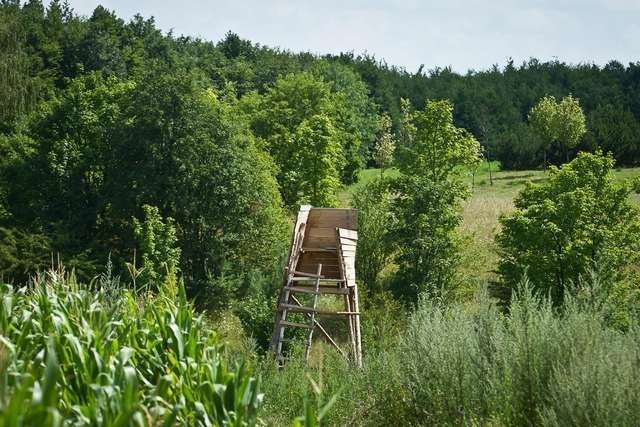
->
{"left": 61, "top": 0, "right": 640, "bottom": 73}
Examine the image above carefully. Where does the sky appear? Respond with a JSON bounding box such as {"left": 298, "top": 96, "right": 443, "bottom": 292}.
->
{"left": 61, "top": 0, "right": 640, "bottom": 73}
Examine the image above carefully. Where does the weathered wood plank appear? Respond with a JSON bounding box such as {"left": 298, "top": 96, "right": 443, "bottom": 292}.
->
{"left": 338, "top": 228, "right": 358, "bottom": 240}
{"left": 339, "top": 237, "right": 357, "bottom": 247}
{"left": 306, "top": 227, "right": 341, "bottom": 239}
{"left": 280, "top": 320, "right": 312, "bottom": 329}
{"left": 290, "top": 277, "right": 344, "bottom": 284}
{"left": 279, "top": 304, "right": 359, "bottom": 315}
{"left": 292, "top": 270, "right": 324, "bottom": 278}
{"left": 285, "top": 286, "right": 349, "bottom": 295}
{"left": 307, "top": 209, "right": 358, "bottom": 230}
{"left": 298, "top": 262, "right": 340, "bottom": 268}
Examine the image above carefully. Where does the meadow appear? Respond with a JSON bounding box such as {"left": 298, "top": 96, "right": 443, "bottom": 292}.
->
{"left": 342, "top": 163, "right": 640, "bottom": 286}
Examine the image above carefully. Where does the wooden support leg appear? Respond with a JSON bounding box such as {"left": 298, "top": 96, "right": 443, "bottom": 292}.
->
{"left": 304, "top": 264, "right": 322, "bottom": 362}
{"left": 352, "top": 285, "right": 362, "bottom": 368}
{"left": 344, "top": 287, "right": 357, "bottom": 361}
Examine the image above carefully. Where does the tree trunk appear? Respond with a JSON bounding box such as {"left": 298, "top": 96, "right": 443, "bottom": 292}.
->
{"left": 487, "top": 150, "right": 493, "bottom": 186}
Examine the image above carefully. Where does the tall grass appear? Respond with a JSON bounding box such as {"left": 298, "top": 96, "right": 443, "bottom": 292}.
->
{"left": 261, "top": 285, "right": 640, "bottom": 426}
{"left": 381, "top": 286, "right": 640, "bottom": 426}
{"left": 3, "top": 267, "right": 638, "bottom": 426}
{"left": 0, "top": 269, "right": 262, "bottom": 425}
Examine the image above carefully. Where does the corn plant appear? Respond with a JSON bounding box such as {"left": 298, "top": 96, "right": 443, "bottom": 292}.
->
{"left": 0, "top": 270, "right": 263, "bottom": 426}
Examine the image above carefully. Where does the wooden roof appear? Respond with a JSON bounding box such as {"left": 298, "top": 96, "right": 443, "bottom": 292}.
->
{"left": 292, "top": 206, "right": 358, "bottom": 281}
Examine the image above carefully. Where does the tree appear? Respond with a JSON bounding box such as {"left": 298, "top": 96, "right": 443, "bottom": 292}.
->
{"left": 389, "top": 100, "right": 481, "bottom": 303}
{"left": 398, "top": 99, "right": 481, "bottom": 182}
{"left": 586, "top": 104, "right": 640, "bottom": 165}
{"left": 352, "top": 178, "right": 394, "bottom": 294}
{"left": 245, "top": 72, "right": 346, "bottom": 207}
{"left": 373, "top": 112, "right": 395, "bottom": 176}
{"left": 75, "top": 6, "right": 128, "bottom": 77}
{"left": 556, "top": 95, "right": 587, "bottom": 161}
{"left": 0, "top": 2, "right": 48, "bottom": 131}
{"left": 389, "top": 177, "right": 467, "bottom": 303}
{"left": 496, "top": 151, "right": 640, "bottom": 305}
{"left": 311, "top": 60, "right": 379, "bottom": 183}
{"left": 293, "top": 114, "right": 344, "bottom": 207}
{"left": 529, "top": 94, "right": 586, "bottom": 169}
{"left": 528, "top": 95, "right": 558, "bottom": 171}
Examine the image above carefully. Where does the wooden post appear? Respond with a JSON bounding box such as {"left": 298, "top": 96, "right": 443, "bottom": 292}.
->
{"left": 305, "top": 264, "right": 322, "bottom": 362}
{"left": 352, "top": 285, "right": 362, "bottom": 368}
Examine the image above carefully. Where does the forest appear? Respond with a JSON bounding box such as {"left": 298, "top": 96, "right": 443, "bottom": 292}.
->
{"left": 1, "top": 1, "right": 640, "bottom": 425}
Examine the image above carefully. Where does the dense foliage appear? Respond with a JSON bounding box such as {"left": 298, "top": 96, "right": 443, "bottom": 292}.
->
{"left": 354, "top": 100, "right": 481, "bottom": 303}
{"left": 2, "top": 1, "right": 640, "bottom": 285}
{"left": 496, "top": 152, "right": 640, "bottom": 306}
{"left": 1, "top": 67, "right": 288, "bottom": 300}
{"left": 344, "top": 57, "right": 640, "bottom": 170}
{"left": 260, "top": 286, "right": 640, "bottom": 426}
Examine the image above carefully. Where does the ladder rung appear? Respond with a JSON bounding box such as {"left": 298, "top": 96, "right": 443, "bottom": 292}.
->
{"left": 279, "top": 303, "right": 315, "bottom": 313}
{"left": 279, "top": 303, "right": 359, "bottom": 315}
{"left": 302, "top": 247, "right": 337, "bottom": 253}
{"left": 280, "top": 320, "right": 313, "bottom": 329}
{"left": 290, "top": 277, "right": 343, "bottom": 283}
{"left": 285, "top": 286, "right": 348, "bottom": 295}
{"left": 298, "top": 264, "right": 340, "bottom": 269}
{"left": 292, "top": 270, "right": 324, "bottom": 278}
{"left": 316, "top": 311, "right": 360, "bottom": 316}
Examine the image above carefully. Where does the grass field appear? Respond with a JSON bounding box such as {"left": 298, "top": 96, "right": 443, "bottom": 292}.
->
{"left": 341, "top": 162, "right": 640, "bottom": 285}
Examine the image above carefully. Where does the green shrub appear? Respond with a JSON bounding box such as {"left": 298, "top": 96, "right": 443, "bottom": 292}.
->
{"left": 259, "top": 346, "right": 357, "bottom": 426}
{"left": 260, "top": 285, "right": 640, "bottom": 426}
{"left": 352, "top": 178, "right": 394, "bottom": 294}
{"left": 359, "top": 286, "right": 640, "bottom": 426}
{"left": 132, "top": 204, "right": 181, "bottom": 292}
{"left": 496, "top": 151, "right": 640, "bottom": 305}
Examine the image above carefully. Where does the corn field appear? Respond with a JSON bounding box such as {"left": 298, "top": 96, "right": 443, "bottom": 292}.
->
{"left": 0, "top": 270, "right": 262, "bottom": 426}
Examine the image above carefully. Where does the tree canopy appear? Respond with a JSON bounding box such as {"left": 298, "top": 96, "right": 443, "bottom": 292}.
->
{"left": 496, "top": 152, "right": 640, "bottom": 305}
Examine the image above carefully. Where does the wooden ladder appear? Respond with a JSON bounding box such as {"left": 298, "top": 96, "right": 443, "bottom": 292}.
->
{"left": 273, "top": 265, "right": 358, "bottom": 364}
{"left": 275, "top": 265, "right": 321, "bottom": 363}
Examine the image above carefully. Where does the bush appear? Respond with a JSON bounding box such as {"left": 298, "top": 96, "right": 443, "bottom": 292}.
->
{"left": 358, "top": 286, "right": 640, "bottom": 426}
{"left": 258, "top": 284, "right": 640, "bottom": 426}
{"left": 132, "top": 204, "right": 181, "bottom": 292}
{"left": 352, "top": 178, "right": 394, "bottom": 294}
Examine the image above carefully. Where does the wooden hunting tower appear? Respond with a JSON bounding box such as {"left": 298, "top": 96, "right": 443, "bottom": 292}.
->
{"left": 270, "top": 205, "right": 362, "bottom": 367}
